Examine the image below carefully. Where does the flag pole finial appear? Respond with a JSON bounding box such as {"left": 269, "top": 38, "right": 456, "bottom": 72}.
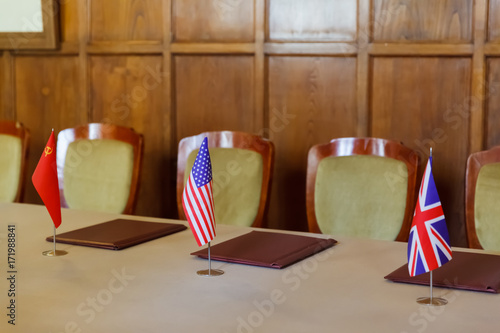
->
{"left": 430, "top": 147, "right": 433, "bottom": 158}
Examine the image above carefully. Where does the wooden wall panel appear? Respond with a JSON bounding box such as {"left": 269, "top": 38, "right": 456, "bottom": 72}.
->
{"left": 486, "top": 58, "right": 500, "bottom": 147}
{"left": 60, "top": 0, "right": 79, "bottom": 43}
{"left": 268, "top": 0, "right": 357, "bottom": 41}
{"left": 0, "top": 55, "right": 4, "bottom": 118}
{"left": 372, "top": 57, "right": 472, "bottom": 247}
{"left": 489, "top": 0, "right": 500, "bottom": 41}
{"left": 174, "top": 55, "right": 256, "bottom": 141}
{"left": 15, "top": 56, "right": 84, "bottom": 205}
{"left": 173, "top": 0, "right": 254, "bottom": 42}
{"left": 267, "top": 56, "right": 358, "bottom": 231}
{"left": 372, "top": 0, "right": 472, "bottom": 42}
{"left": 90, "top": 0, "right": 163, "bottom": 41}
{"left": 90, "top": 56, "right": 168, "bottom": 217}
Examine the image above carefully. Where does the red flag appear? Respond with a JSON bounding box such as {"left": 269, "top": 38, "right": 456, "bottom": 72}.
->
{"left": 32, "top": 131, "right": 61, "bottom": 228}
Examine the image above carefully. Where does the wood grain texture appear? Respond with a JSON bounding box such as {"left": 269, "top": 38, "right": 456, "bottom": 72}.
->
{"left": 372, "top": 57, "right": 472, "bottom": 247}
{"left": 470, "top": 0, "right": 487, "bottom": 153}
{"left": 174, "top": 55, "right": 256, "bottom": 141}
{"left": 15, "top": 56, "right": 84, "bottom": 205}
{"left": 489, "top": 0, "right": 500, "bottom": 41}
{"left": 0, "top": 53, "right": 15, "bottom": 120}
{"left": 486, "top": 58, "right": 500, "bottom": 148}
{"left": 173, "top": 0, "right": 254, "bottom": 42}
{"left": 89, "top": 56, "right": 167, "bottom": 217}
{"left": 60, "top": 0, "right": 79, "bottom": 42}
{"left": 90, "top": 0, "right": 163, "bottom": 41}
{"left": 373, "top": 0, "right": 472, "bottom": 42}
{"left": 267, "top": 56, "right": 357, "bottom": 231}
{"left": 268, "top": 0, "right": 357, "bottom": 41}
{"left": 0, "top": 54, "right": 4, "bottom": 118}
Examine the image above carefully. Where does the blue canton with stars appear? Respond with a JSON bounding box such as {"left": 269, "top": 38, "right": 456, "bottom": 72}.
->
{"left": 192, "top": 137, "right": 212, "bottom": 188}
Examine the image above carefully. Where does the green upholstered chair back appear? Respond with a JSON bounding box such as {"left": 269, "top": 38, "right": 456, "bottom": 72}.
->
{"left": 314, "top": 155, "right": 408, "bottom": 240}
{"left": 473, "top": 163, "right": 500, "bottom": 251}
{"left": 57, "top": 123, "right": 143, "bottom": 214}
{"left": 0, "top": 135, "right": 23, "bottom": 202}
{"left": 466, "top": 146, "right": 500, "bottom": 250}
{"left": 307, "top": 137, "right": 419, "bottom": 241}
{"left": 62, "top": 139, "right": 134, "bottom": 213}
{"left": 0, "top": 121, "right": 29, "bottom": 203}
{"left": 185, "top": 148, "right": 263, "bottom": 227}
{"left": 177, "top": 131, "right": 274, "bottom": 228}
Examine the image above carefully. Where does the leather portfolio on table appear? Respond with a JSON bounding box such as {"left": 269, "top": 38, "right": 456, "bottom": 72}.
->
{"left": 384, "top": 251, "right": 500, "bottom": 293}
{"left": 191, "top": 230, "right": 337, "bottom": 269}
{"left": 46, "top": 219, "right": 187, "bottom": 250}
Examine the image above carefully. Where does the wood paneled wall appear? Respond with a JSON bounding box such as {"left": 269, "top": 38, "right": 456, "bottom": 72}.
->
{"left": 1, "top": 0, "right": 500, "bottom": 247}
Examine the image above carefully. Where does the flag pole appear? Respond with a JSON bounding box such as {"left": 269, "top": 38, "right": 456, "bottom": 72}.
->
{"left": 415, "top": 146, "right": 446, "bottom": 306}
{"left": 42, "top": 225, "right": 68, "bottom": 257}
{"left": 196, "top": 241, "right": 223, "bottom": 277}
{"left": 53, "top": 225, "right": 56, "bottom": 253}
{"left": 208, "top": 241, "right": 211, "bottom": 275}
{"left": 430, "top": 270, "right": 433, "bottom": 302}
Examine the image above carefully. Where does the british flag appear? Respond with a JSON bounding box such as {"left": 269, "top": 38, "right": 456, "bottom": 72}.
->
{"left": 407, "top": 156, "right": 452, "bottom": 277}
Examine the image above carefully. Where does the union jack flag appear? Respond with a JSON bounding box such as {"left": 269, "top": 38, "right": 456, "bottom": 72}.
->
{"left": 182, "top": 137, "right": 216, "bottom": 246}
{"left": 407, "top": 156, "right": 452, "bottom": 277}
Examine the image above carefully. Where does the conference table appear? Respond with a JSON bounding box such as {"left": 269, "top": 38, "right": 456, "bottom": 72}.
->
{"left": 1, "top": 203, "right": 499, "bottom": 332}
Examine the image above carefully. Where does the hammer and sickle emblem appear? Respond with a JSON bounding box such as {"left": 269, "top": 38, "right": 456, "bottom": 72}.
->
{"left": 44, "top": 146, "right": 53, "bottom": 157}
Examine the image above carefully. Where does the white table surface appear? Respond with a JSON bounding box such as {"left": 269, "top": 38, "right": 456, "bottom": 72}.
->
{"left": 0, "top": 202, "right": 499, "bottom": 333}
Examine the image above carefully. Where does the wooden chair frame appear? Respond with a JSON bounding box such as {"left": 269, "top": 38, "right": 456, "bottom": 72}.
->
{"left": 306, "top": 137, "right": 419, "bottom": 241}
{"left": 465, "top": 146, "right": 500, "bottom": 249}
{"left": 56, "top": 123, "right": 144, "bottom": 215}
{"left": 0, "top": 120, "right": 30, "bottom": 202}
{"left": 176, "top": 131, "right": 274, "bottom": 228}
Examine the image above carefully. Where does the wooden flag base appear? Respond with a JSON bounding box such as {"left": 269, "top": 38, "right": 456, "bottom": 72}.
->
{"left": 42, "top": 250, "right": 68, "bottom": 257}
{"left": 197, "top": 269, "right": 224, "bottom": 277}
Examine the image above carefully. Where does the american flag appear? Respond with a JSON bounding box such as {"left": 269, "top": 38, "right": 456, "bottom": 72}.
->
{"left": 407, "top": 156, "right": 452, "bottom": 277}
{"left": 182, "top": 137, "right": 216, "bottom": 246}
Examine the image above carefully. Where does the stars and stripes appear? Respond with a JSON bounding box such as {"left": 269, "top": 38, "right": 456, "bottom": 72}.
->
{"left": 407, "top": 156, "right": 452, "bottom": 277}
{"left": 182, "top": 137, "right": 216, "bottom": 246}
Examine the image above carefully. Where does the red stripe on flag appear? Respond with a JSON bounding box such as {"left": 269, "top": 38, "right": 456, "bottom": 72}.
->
{"left": 410, "top": 242, "right": 418, "bottom": 276}
{"left": 188, "top": 179, "right": 213, "bottom": 240}
{"left": 183, "top": 178, "right": 207, "bottom": 245}
{"left": 431, "top": 227, "right": 452, "bottom": 257}
{"left": 185, "top": 177, "right": 209, "bottom": 245}
{"left": 197, "top": 184, "right": 215, "bottom": 239}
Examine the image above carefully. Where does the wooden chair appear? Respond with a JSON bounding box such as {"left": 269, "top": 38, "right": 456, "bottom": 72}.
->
{"left": 57, "top": 123, "right": 143, "bottom": 214}
{"left": 0, "top": 121, "right": 30, "bottom": 202}
{"left": 306, "top": 137, "right": 419, "bottom": 241}
{"left": 177, "top": 131, "right": 274, "bottom": 228}
{"left": 465, "top": 146, "right": 500, "bottom": 250}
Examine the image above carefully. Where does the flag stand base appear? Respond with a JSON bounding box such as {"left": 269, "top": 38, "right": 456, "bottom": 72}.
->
{"left": 197, "top": 269, "right": 224, "bottom": 277}
{"left": 416, "top": 297, "right": 447, "bottom": 306}
{"left": 42, "top": 250, "right": 68, "bottom": 257}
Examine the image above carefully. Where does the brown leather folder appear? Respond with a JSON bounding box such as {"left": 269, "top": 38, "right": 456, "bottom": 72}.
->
{"left": 384, "top": 251, "right": 500, "bottom": 293}
{"left": 191, "top": 230, "right": 337, "bottom": 269}
{"left": 46, "top": 219, "right": 187, "bottom": 250}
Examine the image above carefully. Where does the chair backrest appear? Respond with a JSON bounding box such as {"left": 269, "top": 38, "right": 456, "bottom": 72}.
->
{"left": 0, "top": 121, "right": 30, "bottom": 202}
{"left": 306, "top": 137, "right": 419, "bottom": 241}
{"left": 57, "top": 123, "right": 143, "bottom": 214}
{"left": 177, "top": 131, "right": 274, "bottom": 228}
{"left": 465, "top": 146, "right": 500, "bottom": 250}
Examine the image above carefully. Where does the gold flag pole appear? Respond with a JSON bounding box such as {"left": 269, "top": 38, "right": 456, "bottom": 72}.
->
{"left": 197, "top": 241, "right": 223, "bottom": 277}
{"left": 42, "top": 225, "right": 68, "bottom": 257}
